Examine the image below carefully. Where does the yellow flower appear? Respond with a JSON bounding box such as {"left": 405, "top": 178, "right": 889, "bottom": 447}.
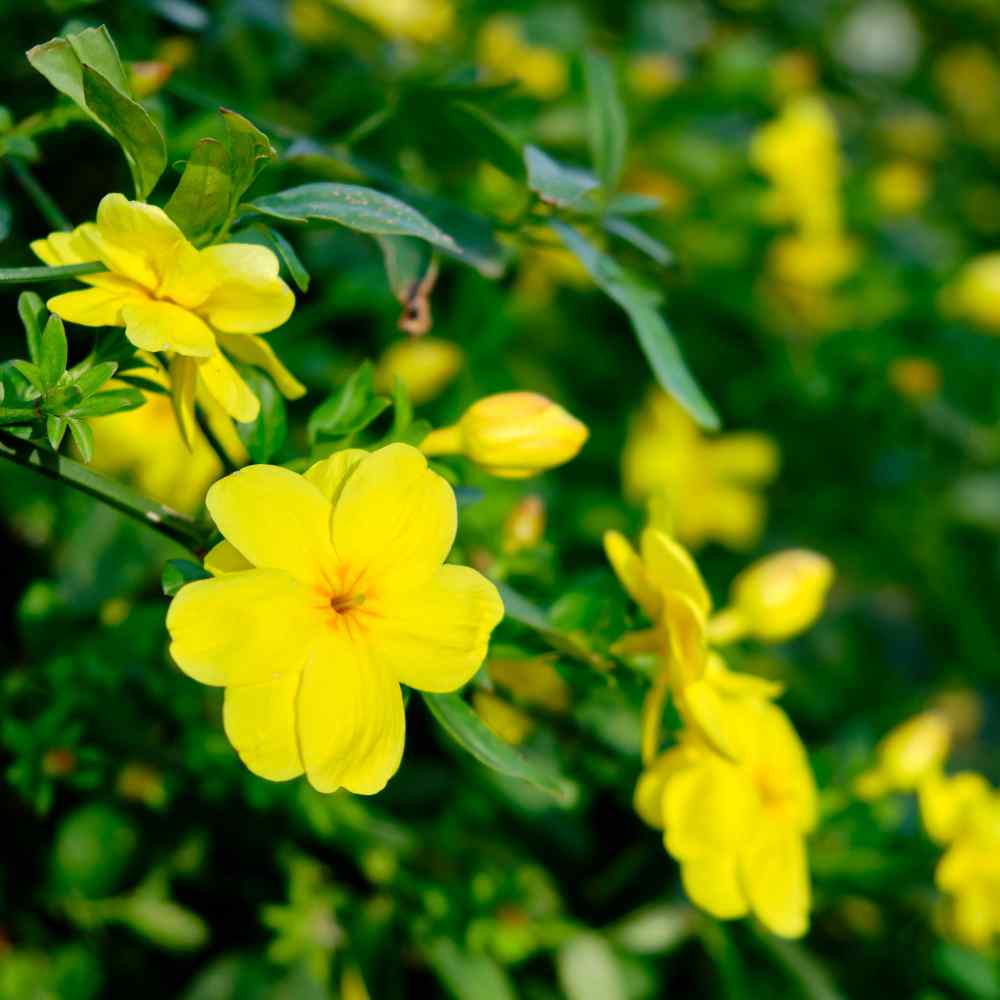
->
{"left": 769, "top": 232, "right": 858, "bottom": 290}
{"left": 32, "top": 193, "right": 303, "bottom": 431}
{"left": 935, "top": 790, "right": 1000, "bottom": 950}
{"left": 89, "top": 365, "right": 225, "bottom": 515}
{"left": 888, "top": 357, "right": 942, "bottom": 401}
{"left": 477, "top": 16, "right": 567, "bottom": 100}
{"left": 919, "top": 770, "right": 992, "bottom": 845}
{"left": 706, "top": 549, "right": 834, "bottom": 645}
{"left": 421, "top": 392, "right": 588, "bottom": 479}
{"left": 473, "top": 691, "right": 534, "bottom": 745}
{"left": 329, "top": 0, "right": 453, "bottom": 43}
{"left": 626, "top": 53, "right": 683, "bottom": 99}
{"left": 945, "top": 253, "right": 1000, "bottom": 333}
{"left": 488, "top": 654, "right": 569, "bottom": 713}
{"left": 871, "top": 161, "right": 931, "bottom": 216}
{"left": 502, "top": 494, "right": 546, "bottom": 554}
{"left": 622, "top": 390, "right": 779, "bottom": 550}
{"left": 374, "top": 337, "right": 464, "bottom": 405}
{"left": 166, "top": 443, "right": 504, "bottom": 793}
{"left": 636, "top": 699, "right": 817, "bottom": 938}
{"left": 854, "top": 711, "right": 952, "bottom": 800}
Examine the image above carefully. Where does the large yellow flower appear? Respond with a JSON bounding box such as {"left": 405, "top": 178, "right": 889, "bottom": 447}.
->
{"left": 166, "top": 443, "right": 504, "bottom": 794}
{"left": 635, "top": 699, "right": 817, "bottom": 938}
{"left": 622, "top": 390, "right": 779, "bottom": 550}
{"left": 32, "top": 193, "right": 301, "bottom": 428}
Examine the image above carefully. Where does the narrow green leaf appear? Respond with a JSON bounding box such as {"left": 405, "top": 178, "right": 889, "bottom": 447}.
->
{"left": 602, "top": 216, "right": 674, "bottom": 267}
{"left": 308, "top": 362, "right": 390, "bottom": 443}
{"left": 425, "top": 939, "right": 518, "bottom": 1000}
{"left": 116, "top": 374, "right": 169, "bottom": 396}
{"left": 46, "top": 415, "right": 68, "bottom": 451}
{"left": 221, "top": 109, "right": 277, "bottom": 208}
{"left": 583, "top": 51, "right": 628, "bottom": 193}
{"left": 39, "top": 314, "right": 68, "bottom": 390}
{"left": 72, "top": 361, "right": 118, "bottom": 398}
{"left": 236, "top": 368, "right": 287, "bottom": 463}
{"left": 18, "top": 292, "right": 46, "bottom": 363}
{"left": 164, "top": 137, "right": 233, "bottom": 245}
{"left": 12, "top": 360, "right": 46, "bottom": 395}
{"left": 162, "top": 558, "right": 212, "bottom": 597}
{"left": 71, "top": 388, "right": 144, "bottom": 417}
{"left": 1, "top": 262, "right": 105, "bottom": 285}
{"left": 421, "top": 691, "right": 571, "bottom": 801}
{"left": 447, "top": 101, "right": 525, "bottom": 180}
{"left": 245, "top": 183, "right": 459, "bottom": 251}
{"left": 524, "top": 145, "right": 600, "bottom": 210}
{"left": 81, "top": 65, "right": 167, "bottom": 200}
{"left": 550, "top": 220, "right": 719, "bottom": 429}
{"left": 557, "top": 933, "right": 628, "bottom": 1000}
{"left": 253, "top": 225, "right": 310, "bottom": 292}
{"left": 67, "top": 417, "right": 94, "bottom": 463}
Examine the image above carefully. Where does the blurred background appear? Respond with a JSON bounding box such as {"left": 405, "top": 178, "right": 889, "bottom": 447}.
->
{"left": 2, "top": 0, "right": 999, "bottom": 997}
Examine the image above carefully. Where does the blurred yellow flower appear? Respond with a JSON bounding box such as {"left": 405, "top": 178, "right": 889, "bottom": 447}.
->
{"left": 944, "top": 253, "right": 1000, "bottom": 333}
{"left": 374, "top": 337, "right": 463, "bottom": 405}
{"left": 421, "top": 391, "right": 588, "bottom": 479}
{"left": 636, "top": 699, "right": 817, "bottom": 938}
{"left": 166, "top": 444, "right": 504, "bottom": 793}
{"left": 769, "top": 232, "right": 858, "bottom": 290}
{"left": 489, "top": 654, "right": 569, "bottom": 713}
{"left": 855, "top": 711, "right": 952, "bottom": 799}
{"left": 706, "top": 549, "right": 834, "bottom": 644}
{"left": 626, "top": 53, "right": 683, "bottom": 99}
{"left": 888, "top": 357, "right": 942, "bottom": 401}
{"left": 935, "top": 790, "right": 1000, "bottom": 950}
{"left": 473, "top": 691, "right": 534, "bottom": 745}
{"left": 622, "top": 390, "right": 779, "bottom": 551}
{"left": 328, "top": 0, "right": 453, "bottom": 43}
{"left": 32, "top": 193, "right": 303, "bottom": 435}
{"left": 502, "top": 494, "right": 546, "bottom": 554}
{"left": 89, "top": 369, "right": 224, "bottom": 515}
{"left": 871, "top": 161, "right": 931, "bottom": 216}
{"left": 477, "top": 16, "right": 567, "bottom": 100}
{"left": 919, "top": 770, "right": 992, "bottom": 845}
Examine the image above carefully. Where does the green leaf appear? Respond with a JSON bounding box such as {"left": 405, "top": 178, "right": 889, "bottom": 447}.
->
{"left": 72, "top": 361, "right": 118, "bottom": 399}
{"left": 446, "top": 101, "right": 525, "bottom": 180}
{"left": 18, "top": 292, "right": 46, "bottom": 363}
{"left": 39, "top": 315, "right": 68, "bottom": 390}
{"left": 425, "top": 939, "right": 517, "bottom": 1000}
{"left": 245, "top": 183, "right": 459, "bottom": 251}
{"left": 81, "top": 65, "right": 167, "bottom": 200}
{"left": 524, "top": 145, "right": 600, "bottom": 210}
{"left": 251, "top": 225, "right": 311, "bottom": 292}
{"left": 605, "top": 192, "right": 662, "bottom": 215}
{"left": 162, "top": 558, "right": 212, "bottom": 597}
{"left": 307, "top": 362, "right": 390, "bottom": 443}
{"left": 557, "top": 933, "right": 628, "bottom": 1000}
{"left": 550, "top": 220, "right": 719, "bottom": 430}
{"left": 421, "top": 691, "right": 572, "bottom": 801}
{"left": 583, "top": 51, "right": 627, "bottom": 193}
{"left": 376, "top": 235, "right": 437, "bottom": 333}
{"left": 71, "top": 388, "right": 144, "bottom": 418}
{"left": 221, "top": 109, "right": 277, "bottom": 209}
{"left": 164, "top": 138, "right": 233, "bottom": 245}
{"left": 46, "top": 415, "right": 68, "bottom": 451}
{"left": 602, "top": 216, "right": 674, "bottom": 267}
{"left": 237, "top": 369, "right": 287, "bottom": 463}
{"left": 67, "top": 418, "right": 94, "bottom": 463}
{"left": 12, "top": 360, "right": 46, "bottom": 395}
{"left": 0, "top": 262, "right": 106, "bottom": 285}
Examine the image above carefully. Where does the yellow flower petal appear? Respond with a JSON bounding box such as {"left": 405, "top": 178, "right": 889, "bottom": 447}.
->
{"left": 331, "top": 443, "right": 456, "bottom": 592}
{"left": 741, "top": 828, "right": 810, "bottom": 938}
{"left": 297, "top": 631, "right": 405, "bottom": 795}
{"left": 223, "top": 673, "right": 304, "bottom": 781}
{"left": 204, "top": 541, "right": 253, "bottom": 576}
{"left": 919, "top": 771, "right": 992, "bottom": 844}
{"left": 304, "top": 449, "right": 369, "bottom": 503}
{"left": 603, "top": 530, "right": 660, "bottom": 620}
{"left": 206, "top": 465, "right": 336, "bottom": 585}
{"left": 195, "top": 382, "right": 250, "bottom": 467}
{"left": 634, "top": 746, "right": 691, "bottom": 828}
{"left": 704, "top": 434, "right": 780, "bottom": 484}
{"left": 369, "top": 564, "right": 503, "bottom": 692}
{"left": 218, "top": 333, "right": 306, "bottom": 399}
{"left": 198, "top": 244, "right": 295, "bottom": 334}
{"left": 47, "top": 286, "right": 141, "bottom": 328}
{"left": 662, "top": 590, "right": 708, "bottom": 687}
{"left": 169, "top": 354, "right": 199, "bottom": 449}
{"left": 197, "top": 348, "right": 260, "bottom": 423}
{"left": 166, "top": 569, "right": 318, "bottom": 686}
{"left": 680, "top": 855, "right": 749, "bottom": 920}
{"left": 120, "top": 299, "right": 215, "bottom": 357}
{"left": 640, "top": 528, "right": 711, "bottom": 616}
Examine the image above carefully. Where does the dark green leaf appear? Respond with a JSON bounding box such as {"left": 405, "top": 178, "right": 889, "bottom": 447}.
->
{"left": 81, "top": 66, "right": 167, "bottom": 200}
{"left": 421, "top": 691, "right": 572, "bottom": 801}
{"left": 164, "top": 138, "right": 233, "bottom": 245}
{"left": 583, "top": 51, "right": 627, "bottom": 193}
{"left": 252, "top": 225, "right": 310, "bottom": 292}
{"left": 221, "top": 109, "right": 277, "bottom": 209}
{"left": 117, "top": 374, "right": 169, "bottom": 395}
{"left": 237, "top": 369, "right": 287, "bottom": 463}
{"left": 446, "top": 101, "right": 525, "bottom": 180}
{"left": 0, "top": 262, "right": 105, "bottom": 285}
{"left": 162, "top": 559, "right": 212, "bottom": 597}
{"left": 18, "top": 292, "right": 46, "bottom": 363}
{"left": 67, "top": 418, "right": 94, "bottom": 463}
{"left": 524, "top": 145, "right": 600, "bottom": 210}
{"left": 307, "top": 362, "right": 390, "bottom": 443}
{"left": 550, "top": 220, "right": 718, "bottom": 429}
{"left": 39, "top": 314, "right": 68, "bottom": 390}
{"left": 245, "top": 183, "right": 459, "bottom": 251}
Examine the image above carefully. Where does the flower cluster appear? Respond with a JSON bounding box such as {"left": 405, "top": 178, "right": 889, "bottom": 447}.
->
{"left": 606, "top": 523, "right": 833, "bottom": 937}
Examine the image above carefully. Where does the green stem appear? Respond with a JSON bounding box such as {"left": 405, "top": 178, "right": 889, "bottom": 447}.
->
{"left": 0, "top": 429, "right": 208, "bottom": 555}
{"left": 7, "top": 158, "right": 72, "bottom": 231}
{"left": 0, "top": 262, "right": 105, "bottom": 284}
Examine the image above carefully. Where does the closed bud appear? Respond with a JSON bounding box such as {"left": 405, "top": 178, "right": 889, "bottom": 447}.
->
{"left": 421, "top": 392, "right": 588, "bottom": 478}
{"left": 502, "top": 494, "right": 546, "bottom": 553}
{"left": 856, "top": 710, "right": 953, "bottom": 800}
{"left": 375, "top": 337, "right": 464, "bottom": 405}
{"left": 709, "top": 549, "right": 834, "bottom": 644}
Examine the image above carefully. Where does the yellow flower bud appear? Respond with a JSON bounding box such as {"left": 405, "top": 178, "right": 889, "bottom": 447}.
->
{"left": 473, "top": 691, "right": 534, "bottom": 745}
{"left": 945, "top": 253, "right": 1000, "bottom": 333}
{"left": 855, "top": 710, "right": 952, "bottom": 800}
{"left": 421, "top": 392, "right": 588, "bottom": 478}
{"left": 502, "top": 494, "right": 546, "bottom": 553}
{"left": 489, "top": 654, "right": 569, "bottom": 713}
{"left": 374, "top": 337, "right": 464, "bottom": 405}
{"left": 709, "top": 550, "right": 834, "bottom": 644}
{"left": 871, "top": 160, "right": 931, "bottom": 216}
